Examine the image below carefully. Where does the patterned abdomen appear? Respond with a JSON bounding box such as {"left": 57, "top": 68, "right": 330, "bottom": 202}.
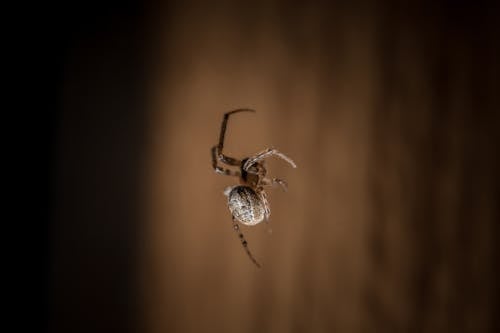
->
{"left": 228, "top": 186, "right": 265, "bottom": 226}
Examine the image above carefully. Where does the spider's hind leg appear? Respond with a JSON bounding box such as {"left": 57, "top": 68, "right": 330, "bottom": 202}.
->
{"left": 258, "top": 189, "right": 271, "bottom": 221}
{"left": 232, "top": 216, "right": 261, "bottom": 268}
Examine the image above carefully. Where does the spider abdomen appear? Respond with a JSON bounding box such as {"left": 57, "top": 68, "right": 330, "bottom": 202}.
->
{"left": 228, "top": 186, "right": 265, "bottom": 226}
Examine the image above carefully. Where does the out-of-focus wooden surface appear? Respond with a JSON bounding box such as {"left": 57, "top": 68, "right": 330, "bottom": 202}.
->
{"left": 51, "top": 1, "right": 498, "bottom": 333}
{"left": 144, "top": 2, "right": 499, "bottom": 333}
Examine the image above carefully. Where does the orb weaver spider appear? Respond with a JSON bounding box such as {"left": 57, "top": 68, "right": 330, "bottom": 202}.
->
{"left": 211, "top": 109, "right": 296, "bottom": 267}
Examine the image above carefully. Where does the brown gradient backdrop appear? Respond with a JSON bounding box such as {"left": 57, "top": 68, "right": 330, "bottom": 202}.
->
{"left": 53, "top": 1, "right": 499, "bottom": 333}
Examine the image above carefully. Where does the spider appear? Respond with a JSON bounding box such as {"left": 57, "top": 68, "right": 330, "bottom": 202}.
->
{"left": 211, "top": 109, "right": 297, "bottom": 268}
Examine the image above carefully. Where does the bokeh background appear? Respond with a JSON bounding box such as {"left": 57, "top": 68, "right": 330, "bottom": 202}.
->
{"left": 49, "top": 1, "right": 499, "bottom": 332}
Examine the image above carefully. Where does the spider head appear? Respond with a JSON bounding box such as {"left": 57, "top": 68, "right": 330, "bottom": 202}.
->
{"left": 240, "top": 158, "right": 266, "bottom": 187}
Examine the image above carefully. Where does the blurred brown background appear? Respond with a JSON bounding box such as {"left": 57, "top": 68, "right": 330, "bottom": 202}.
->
{"left": 50, "top": 1, "right": 499, "bottom": 332}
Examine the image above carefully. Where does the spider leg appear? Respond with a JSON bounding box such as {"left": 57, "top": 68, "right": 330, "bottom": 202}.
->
{"left": 215, "top": 108, "right": 255, "bottom": 166}
{"left": 232, "top": 216, "right": 261, "bottom": 268}
{"left": 243, "top": 148, "right": 297, "bottom": 171}
{"left": 258, "top": 189, "right": 271, "bottom": 221}
{"left": 214, "top": 145, "right": 241, "bottom": 166}
{"left": 211, "top": 146, "right": 241, "bottom": 176}
{"left": 261, "top": 177, "right": 288, "bottom": 192}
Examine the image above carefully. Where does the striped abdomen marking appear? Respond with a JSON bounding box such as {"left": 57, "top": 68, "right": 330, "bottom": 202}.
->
{"left": 228, "top": 186, "right": 265, "bottom": 226}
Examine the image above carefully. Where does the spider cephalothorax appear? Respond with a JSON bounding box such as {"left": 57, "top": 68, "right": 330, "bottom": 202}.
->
{"left": 211, "top": 109, "right": 296, "bottom": 267}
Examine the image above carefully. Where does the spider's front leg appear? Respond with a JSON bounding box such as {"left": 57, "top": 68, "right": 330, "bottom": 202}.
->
{"left": 243, "top": 148, "right": 297, "bottom": 171}
{"left": 215, "top": 108, "right": 255, "bottom": 167}
{"left": 211, "top": 146, "right": 241, "bottom": 176}
{"left": 213, "top": 145, "right": 241, "bottom": 166}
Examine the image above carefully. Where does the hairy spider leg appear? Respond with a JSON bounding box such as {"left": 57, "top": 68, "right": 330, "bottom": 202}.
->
{"left": 258, "top": 188, "right": 271, "bottom": 221}
{"left": 232, "top": 216, "right": 261, "bottom": 268}
{"left": 243, "top": 148, "right": 297, "bottom": 172}
{"left": 214, "top": 108, "right": 255, "bottom": 166}
{"left": 211, "top": 146, "right": 241, "bottom": 176}
{"left": 261, "top": 177, "right": 288, "bottom": 191}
